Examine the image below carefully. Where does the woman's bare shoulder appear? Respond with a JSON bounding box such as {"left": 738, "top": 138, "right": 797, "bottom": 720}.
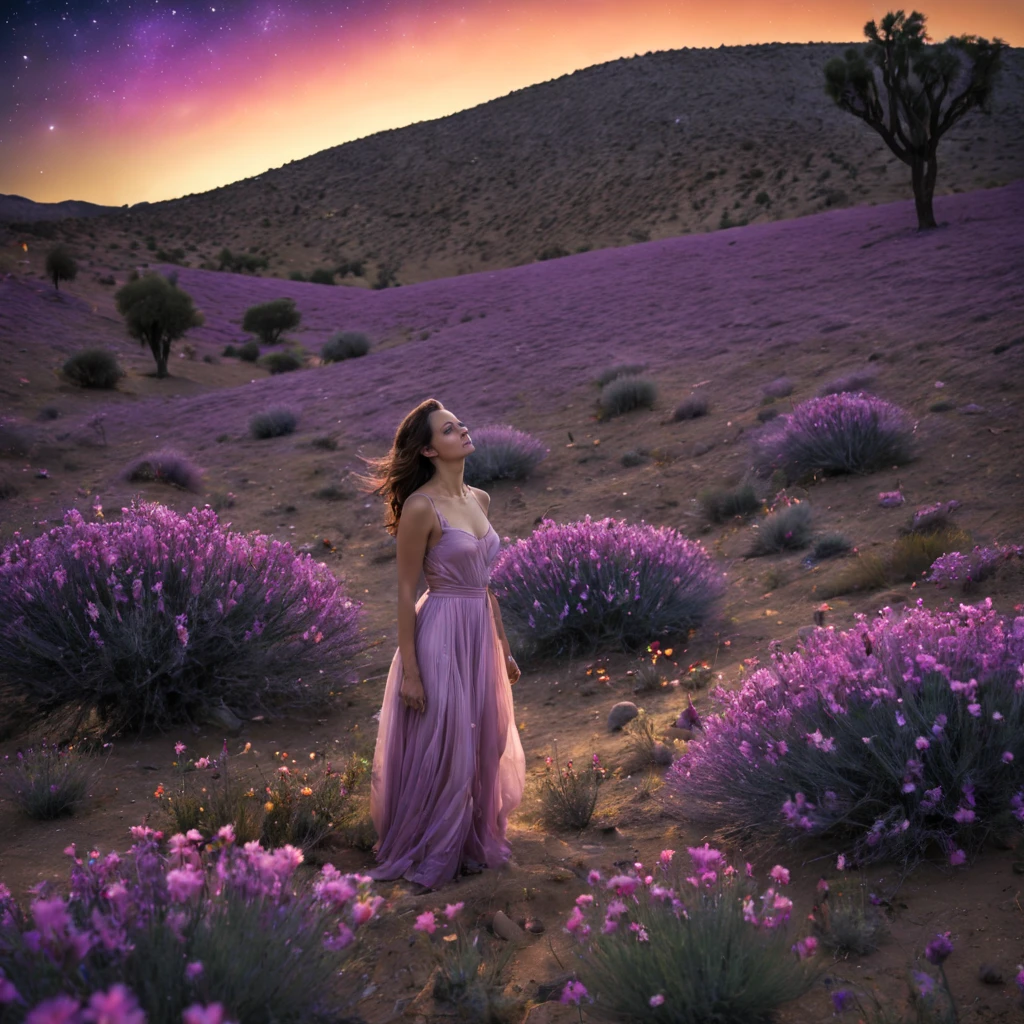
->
{"left": 469, "top": 485, "right": 491, "bottom": 512}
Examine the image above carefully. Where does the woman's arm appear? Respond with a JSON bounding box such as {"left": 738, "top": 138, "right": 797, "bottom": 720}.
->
{"left": 395, "top": 495, "right": 434, "bottom": 712}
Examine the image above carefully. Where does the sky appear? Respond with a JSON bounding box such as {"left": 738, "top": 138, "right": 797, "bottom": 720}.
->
{"left": 2, "top": 0, "right": 1020, "bottom": 207}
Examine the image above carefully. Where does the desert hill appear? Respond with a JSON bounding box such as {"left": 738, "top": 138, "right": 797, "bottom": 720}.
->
{"left": 3, "top": 43, "right": 1022, "bottom": 287}
{"left": 0, "top": 194, "right": 120, "bottom": 224}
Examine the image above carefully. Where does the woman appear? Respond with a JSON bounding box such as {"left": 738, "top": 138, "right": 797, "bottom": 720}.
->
{"left": 363, "top": 398, "right": 526, "bottom": 892}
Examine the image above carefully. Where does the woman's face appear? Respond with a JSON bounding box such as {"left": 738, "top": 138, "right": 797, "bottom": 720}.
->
{"left": 423, "top": 408, "right": 474, "bottom": 462}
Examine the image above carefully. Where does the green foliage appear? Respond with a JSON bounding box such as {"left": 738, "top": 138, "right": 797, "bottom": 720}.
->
{"left": 0, "top": 739, "right": 97, "bottom": 820}
{"left": 372, "top": 261, "right": 400, "bottom": 289}
{"left": 700, "top": 483, "right": 761, "bottom": 523}
{"left": 308, "top": 267, "right": 335, "bottom": 285}
{"left": 596, "top": 363, "right": 647, "bottom": 387}
{"left": 114, "top": 273, "right": 204, "bottom": 379}
{"left": 673, "top": 395, "right": 709, "bottom": 421}
{"left": 262, "top": 350, "right": 304, "bottom": 374}
{"left": 238, "top": 340, "right": 260, "bottom": 362}
{"left": 250, "top": 407, "right": 298, "bottom": 439}
{"left": 748, "top": 502, "right": 813, "bottom": 555}
{"left": 218, "top": 247, "right": 269, "bottom": 273}
{"left": 813, "top": 533, "right": 853, "bottom": 560}
{"left": 889, "top": 526, "right": 970, "bottom": 582}
{"left": 336, "top": 258, "right": 366, "bottom": 278}
{"left": 62, "top": 349, "right": 123, "bottom": 389}
{"left": 599, "top": 375, "right": 657, "bottom": 418}
{"left": 621, "top": 449, "right": 648, "bottom": 468}
{"left": 45, "top": 244, "right": 78, "bottom": 290}
{"left": 824, "top": 10, "right": 1006, "bottom": 228}
{"left": 539, "top": 751, "right": 606, "bottom": 830}
{"left": 321, "top": 331, "right": 371, "bottom": 362}
{"left": 289, "top": 270, "right": 307, "bottom": 281}
{"left": 243, "top": 298, "right": 301, "bottom": 345}
{"left": 811, "top": 882, "right": 889, "bottom": 955}
{"left": 820, "top": 553, "right": 889, "bottom": 598}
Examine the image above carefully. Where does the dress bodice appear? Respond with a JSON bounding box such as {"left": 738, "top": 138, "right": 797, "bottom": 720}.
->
{"left": 422, "top": 498, "right": 500, "bottom": 593}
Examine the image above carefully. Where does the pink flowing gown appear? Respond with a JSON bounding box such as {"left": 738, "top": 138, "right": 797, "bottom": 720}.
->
{"left": 369, "top": 495, "right": 526, "bottom": 889}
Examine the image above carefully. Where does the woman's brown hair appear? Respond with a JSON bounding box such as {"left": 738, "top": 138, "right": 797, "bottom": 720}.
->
{"left": 356, "top": 398, "right": 442, "bottom": 535}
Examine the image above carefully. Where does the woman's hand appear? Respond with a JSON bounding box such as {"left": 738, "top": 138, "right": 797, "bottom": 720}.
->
{"left": 400, "top": 672, "right": 426, "bottom": 713}
{"left": 504, "top": 654, "right": 521, "bottom": 685}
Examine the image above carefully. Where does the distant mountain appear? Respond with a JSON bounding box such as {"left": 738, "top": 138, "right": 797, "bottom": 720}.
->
{"left": 0, "top": 194, "right": 121, "bottom": 223}
{"left": 6, "top": 43, "right": 1023, "bottom": 284}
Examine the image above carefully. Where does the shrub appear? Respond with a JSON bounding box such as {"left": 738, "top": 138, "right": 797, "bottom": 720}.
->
{"left": 336, "top": 259, "right": 365, "bottom": 279}
{"left": 905, "top": 500, "right": 961, "bottom": 536}
{"left": 668, "top": 600, "right": 1024, "bottom": 866}
{"left": 218, "top": 247, "right": 269, "bottom": 274}
{"left": 262, "top": 350, "right": 303, "bottom": 374}
{"left": 491, "top": 517, "right": 724, "bottom": 657}
{"left": 762, "top": 376, "right": 794, "bottom": 399}
{"left": 889, "top": 527, "right": 971, "bottom": 581}
{"left": 673, "top": 395, "right": 709, "bottom": 421}
{"left": 0, "top": 827, "right": 379, "bottom": 1022}
{"left": 757, "top": 406, "right": 781, "bottom": 423}
{"left": 812, "top": 533, "right": 852, "bottom": 560}
{"left": 463, "top": 425, "right": 548, "bottom": 486}
{"left": 568, "top": 849, "right": 817, "bottom": 1022}
{"left": 0, "top": 739, "right": 98, "bottom": 819}
{"left": 621, "top": 449, "right": 648, "bottom": 468}
{"left": 599, "top": 375, "right": 657, "bottom": 419}
{"left": 250, "top": 407, "right": 298, "bottom": 439}
{"left": 115, "top": 273, "right": 204, "bottom": 378}
{"left": 62, "top": 349, "right": 123, "bottom": 389}
{"left": 45, "top": 244, "right": 78, "bottom": 290}
{"left": 700, "top": 483, "right": 761, "bottom": 523}
{"left": 308, "top": 268, "right": 335, "bottom": 285}
{"left": 122, "top": 449, "right": 202, "bottom": 491}
{"left": 819, "top": 553, "right": 888, "bottom": 597}
{"left": 289, "top": 270, "right": 307, "bottom": 281}
{"left": 748, "top": 501, "right": 812, "bottom": 555}
{"left": 539, "top": 751, "right": 606, "bottom": 830}
{"left": 929, "top": 544, "right": 1022, "bottom": 591}
{"left": 238, "top": 339, "right": 260, "bottom": 362}
{"left": 242, "top": 298, "right": 300, "bottom": 345}
{"left": 164, "top": 743, "right": 370, "bottom": 854}
{"left": 0, "top": 475, "right": 17, "bottom": 501}
{"left": 321, "top": 331, "right": 371, "bottom": 363}
{"left": 818, "top": 371, "right": 877, "bottom": 397}
{"left": 0, "top": 501, "right": 363, "bottom": 732}
{"left": 222, "top": 343, "right": 237, "bottom": 357}
{"left": 632, "top": 659, "right": 667, "bottom": 694}
{"left": 811, "top": 881, "right": 888, "bottom": 955}
{"left": 751, "top": 393, "right": 915, "bottom": 480}
{"left": 596, "top": 363, "right": 647, "bottom": 387}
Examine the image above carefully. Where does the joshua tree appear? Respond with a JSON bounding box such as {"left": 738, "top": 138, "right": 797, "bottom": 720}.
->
{"left": 242, "top": 298, "right": 301, "bottom": 345}
{"left": 115, "top": 273, "right": 204, "bottom": 378}
{"left": 45, "top": 245, "right": 78, "bottom": 290}
{"left": 825, "top": 10, "right": 1005, "bottom": 229}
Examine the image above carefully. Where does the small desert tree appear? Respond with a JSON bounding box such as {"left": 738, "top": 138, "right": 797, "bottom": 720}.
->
{"left": 824, "top": 10, "right": 1005, "bottom": 229}
{"left": 242, "top": 298, "right": 301, "bottom": 345}
{"left": 45, "top": 245, "right": 78, "bottom": 290}
{"left": 115, "top": 273, "right": 204, "bottom": 378}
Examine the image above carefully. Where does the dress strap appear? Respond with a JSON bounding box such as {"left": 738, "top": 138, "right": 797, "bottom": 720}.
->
{"left": 420, "top": 493, "right": 448, "bottom": 528}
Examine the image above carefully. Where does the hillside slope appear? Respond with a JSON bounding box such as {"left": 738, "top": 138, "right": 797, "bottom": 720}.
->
{"left": 4, "top": 44, "right": 1022, "bottom": 286}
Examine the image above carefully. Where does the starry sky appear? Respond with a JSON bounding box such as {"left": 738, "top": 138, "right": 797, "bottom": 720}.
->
{"left": 2, "top": 0, "right": 1020, "bottom": 207}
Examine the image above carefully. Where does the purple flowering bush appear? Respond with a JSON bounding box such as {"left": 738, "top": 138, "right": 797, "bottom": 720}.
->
{"left": 0, "top": 739, "right": 102, "bottom": 821}
{"left": 751, "top": 392, "right": 915, "bottom": 481}
{"left": 565, "top": 848, "right": 817, "bottom": 1023}
{"left": 0, "top": 825, "right": 379, "bottom": 1023}
{"left": 668, "top": 601, "right": 1024, "bottom": 866}
{"left": 462, "top": 425, "right": 548, "bottom": 486}
{"left": 123, "top": 449, "right": 203, "bottom": 491}
{"left": 491, "top": 517, "right": 724, "bottom": 658}
{"left": 928, "top": 544, "right": 1022, "bottom": 592}
{"left": 0, "top": 501, "right": 364, "bottom": 733}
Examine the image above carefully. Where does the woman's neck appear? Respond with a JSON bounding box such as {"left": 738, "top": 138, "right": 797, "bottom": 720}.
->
{"left": 429, "top": 463, "right": 467, "bottom": 499}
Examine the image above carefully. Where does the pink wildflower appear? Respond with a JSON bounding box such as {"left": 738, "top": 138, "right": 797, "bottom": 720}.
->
{"left": 949, "top": 848, "right": 967, "bottom": 867}
{"left": 649, "top": 994, "right": 665, "bottom": 1007}
{"left": 443, "top": 902, "right": 464, "bottom": 921}
{"left": 606, "top": 874, "right": 639, "bottom": 897}
{"left": 413, "top": 910, "right": 437, "bottom": 934}
{"left": 24, "top": 995, "right": 82, "bottom": 1024}
{"left": 587, "top": 869, "right": 602, "bottom": 885}
{"left": 174, "top": 741, "right": 186, "bottom": 756}
{"left": 183, "top": 1005, "right": 236, "bottom": 1024}
{"left": 659, "top": 849, "right": 675, "bottom": 868}
{"left": 769, "top": 865, "right": 790, "bottom": 885}
{"left": 915, "top": 736, "right": 930, "bottom": 751}
{"left": 82, "top": 984, "right": 145, "bottom": 1024}
{"left": 792, "top": 936, "right": 819, "bottom": 960}
{"left": 560, "top": 980, "right": 589, "bottom": 1006}
{"left": 1003, "top": 751, "right": 1015, "bottom": 763}
{"left": 185, "top": 961, "right": 204, "bottom": 982}
{"left": 0, "top": 974, "right": 21, "bottom": 1005}
{"left": 166, "top": 867, "right": 205, "bottom": 903}
{"left": 836, "top": 854, "right": 846, "bottom": 871}
{"left": 564, "top": 906, "right": 587, "bottom": 934}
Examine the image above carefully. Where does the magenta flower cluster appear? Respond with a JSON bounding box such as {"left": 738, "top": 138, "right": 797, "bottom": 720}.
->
{"left": 928, "top": 544, "right": 1022, "bottom": 592}
{"left": 561, "top": 847, "right": 816, "bottom": 1019}
{"left": 0, "top": 825, "right": 378, "bottom": 1022}
{"left": 0, "top": 501, "right": 364, "bottom": 731}
{"left": 751, "top": 391, "right": 915, "bottom": 479}
{"left": 462, "top": 424, "right": 548, "bottom": 486}
{"left": 491, "top": 516, "right": 723, "bottom": 655}
{"left": 669, "top": 600, "right": 1024, "bottom": 865}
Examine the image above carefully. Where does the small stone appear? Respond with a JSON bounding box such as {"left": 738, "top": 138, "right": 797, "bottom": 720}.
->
{"left": 492, "top": 910, "right": 526, "bottom": 943}
{"left": 607, "top": 701, "right": 639, "bottom": 731}
{"left": 651, "top": 741, "right": 674, "bottom": 766}
{"left": 523, "top": 917, "right": 545, "bottom": 934}
{"left": 978, "top": 963, "right": 1004, "bottom": 985}
{"left": 959, "top": 403, "right": 986, "bottom": 415}
{"left": 203, "top": 704, "right": 243, "bottom": 735}
{"left": 692, "top": 441, "right": 713, "bottom": 457}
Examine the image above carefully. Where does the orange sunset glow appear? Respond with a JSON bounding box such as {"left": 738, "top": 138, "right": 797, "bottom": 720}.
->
{"left": 3, "top": 0, "right": 1020, "bottom": 206}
